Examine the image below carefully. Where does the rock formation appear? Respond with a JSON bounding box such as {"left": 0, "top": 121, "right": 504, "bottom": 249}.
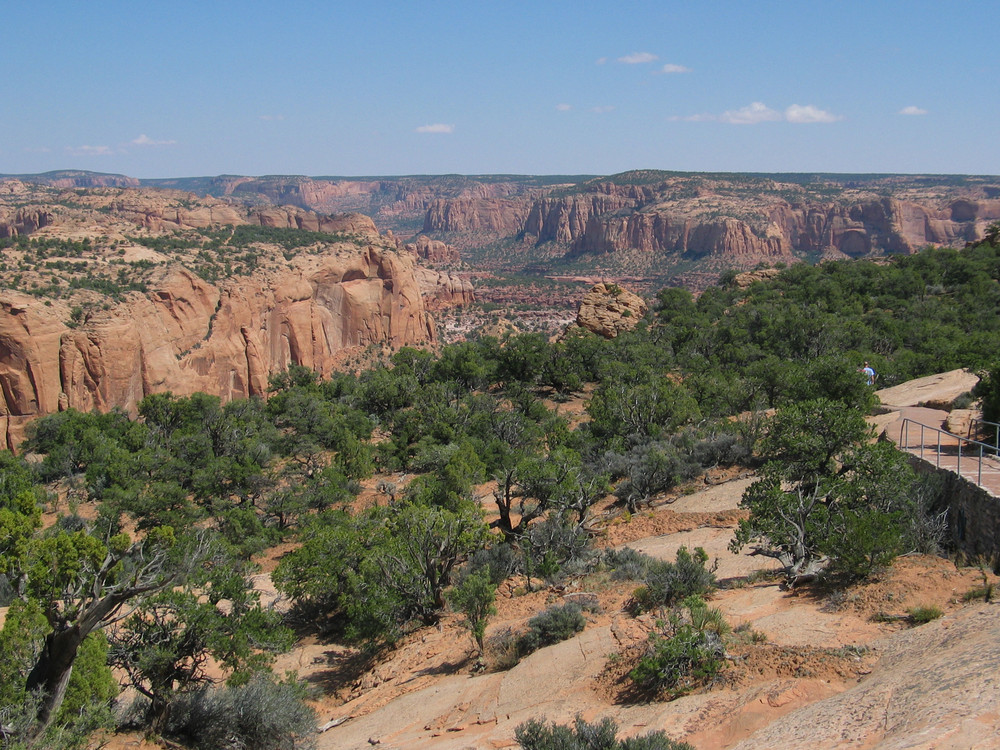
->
{"left": 0, "top": 181, "right": 451, "bottom": 450}
{"left": 0, "top": 244, "right": 434, "bottom": 451}
{"left": 732, "top": 268, "right": 783, "bottom": 288}
{"left": 422, "top": 197, "right": 533, "bottom": 235}
{"left": 414, "top": 268, "right": 475, "bottom": 310}
{"left": 417, "top": 176, "right": 1000, "bottom": 266}
{"left": 0, "top": 207, "right": 54, "bottom": 237}
{"left": 574, "top": 283, "right": 647, "bottom": 338}
{"left": 406, "top": 235, "right": 460, "bottom": 264}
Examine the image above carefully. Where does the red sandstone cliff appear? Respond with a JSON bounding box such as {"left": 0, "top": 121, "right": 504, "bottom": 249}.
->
{"left": 420, "top": 178, "right": 1000, "bottom": 264}
{"left": 0, "top": 244, "right": 434, "bottom": 451}
{"left": 406, "top": 235, "right": 461, "bottom": 264}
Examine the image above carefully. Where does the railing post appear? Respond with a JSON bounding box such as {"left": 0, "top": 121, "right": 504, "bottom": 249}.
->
{"left": 901, "top": 419, "right": 993, "bottom": 491}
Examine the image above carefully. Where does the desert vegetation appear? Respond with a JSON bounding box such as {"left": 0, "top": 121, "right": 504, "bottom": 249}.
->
{"left": 1, "top": 230, "right": 999, "bottom": 748}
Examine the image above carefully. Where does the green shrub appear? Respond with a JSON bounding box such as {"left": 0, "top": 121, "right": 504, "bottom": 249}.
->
{"left": 517, "top": 602, "right": 586, "bottom": 655}
{"left": 973, "top": 362, "right": 1000, "bottom": 424}
{"left": 447, "top": 570, "right": 497, "bottom": 654}
{"left": 165, "top": 675, "right": 316, "bottom": 750}
{"left": 624, "top": 547, "right": 717, "bottom": 612}
{"left": 908, "top": 605, "right": 943, "bottom": 624}
{"left": 515, "top": 715, "right": 694, "bottom": 750}
{"left": 629, "top": 624, "right": 725, "bottom": 697}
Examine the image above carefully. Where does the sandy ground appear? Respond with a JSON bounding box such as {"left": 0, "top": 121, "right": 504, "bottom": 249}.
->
{"left": 302, "top": 476, "right": 997, "bottom": 750}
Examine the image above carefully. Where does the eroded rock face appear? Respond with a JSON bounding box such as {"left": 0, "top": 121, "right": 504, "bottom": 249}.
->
{"left": 0, "top": 245, "right": 434, "bottom": 450}
{"left": 575, "top": 283, "right": 648, "bottom": 338}
{"left": 421, "top": 179, "right": 1000, "bottom": 264}
{"left": 422, "top": 197, "right": 534, "bottom": 235}
{"left": 414, "top": 268, "right": 475, "bottom": 310}
{"left": 0, "top": 207, "right": 55, "bottom": 237}
{"left": 406, "top": 235, "right": 460, "bottom": 264}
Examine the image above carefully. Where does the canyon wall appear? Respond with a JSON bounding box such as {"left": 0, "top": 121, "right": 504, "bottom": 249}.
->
{"left": 0, "top": 244, "right": 434, "bottom": 451}
{"left": 420, "top": 181, "right": 1000, "bottom": 262}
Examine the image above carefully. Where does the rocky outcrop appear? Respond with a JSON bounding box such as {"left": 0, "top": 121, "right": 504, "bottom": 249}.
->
{"left": 733, "top": 268, "right": 782, "bottom": 288}
{"left": 415, "top": 268, "right": 475, "bottom": 310}
{"left": 406, "top": 235, "right": 460, "bottom": 264}
{"left": 0, "top": 207, "right": 55, "bottom": 238}
{"left": 574, "top": 283, "right": 647, "bottom": 338}
{"left": 0, "top": 245, "right": 434, "bottom": 451}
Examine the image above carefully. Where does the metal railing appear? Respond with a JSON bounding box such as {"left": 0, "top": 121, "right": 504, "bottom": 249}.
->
{"left": 900, "top": 417, "right": 1000, "bottom": 490}
{"left": 968, "top": 417, "right": 1000, "bottom": 451}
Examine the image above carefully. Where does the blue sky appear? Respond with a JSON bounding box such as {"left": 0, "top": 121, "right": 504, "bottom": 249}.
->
{"left": 4, "top": 1, "right": 998, "bottom": 178}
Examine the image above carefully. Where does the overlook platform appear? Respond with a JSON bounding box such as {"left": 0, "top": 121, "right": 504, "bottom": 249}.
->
{"left": 883, "top": 406, "right": 1000, "bottom": 497}
{"left": 873, "top": 369, "right": 1000, "bottom": 498}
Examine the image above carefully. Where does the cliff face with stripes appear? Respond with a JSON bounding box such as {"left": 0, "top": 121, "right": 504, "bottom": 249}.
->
{"left": 0, "top": 182, "right": 451, "bottom": 450}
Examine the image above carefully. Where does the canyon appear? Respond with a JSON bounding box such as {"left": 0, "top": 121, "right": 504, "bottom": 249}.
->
{"left": 4, "top": 168, "right": 1000, "bottom": 448}
{"left": 122, "top": 171, "right": 1000, "bottom": 276}
{"left": 0, "top": 182, "right": 470, "bottom": 450}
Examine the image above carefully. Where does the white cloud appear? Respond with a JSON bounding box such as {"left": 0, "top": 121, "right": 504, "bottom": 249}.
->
{"left": 258, "top": 114, "right": 286, "bottom": 121}
{"left": 618, "top": 52, "right": 658, "bottom": 64}
{"left": 66, "top": 145, "right": 113, "bottom": 156}
{"left": 784, "top": 104, "right": 841, "bottom": 123}
{"left": 690, "top": 102, "right": 843, "bottom": 125}
{"left": 668, "top": 113, "right": 716, "bottom": 122}
{"left": 131, "top": 134, "right": 177, "bottom": 146}
{"left": 556, "top": 103, "right": 572, "bottom": 111}
{"left": 595, "top": 57, "right": 608, "bottom": 65}
{"left": 720, "top": 102, "right": 782, "bottom": 125}
{"left": 415, "top": 123, "right": 454, "bottom": 134}
{"left": 591, "top": 105, "right": 616, "bottom": 114}
{"left": 661, "top": 63, "right": 691, "bottom": 74}
{"left": 899, "top": 105, "right": 928, "bottom": 116}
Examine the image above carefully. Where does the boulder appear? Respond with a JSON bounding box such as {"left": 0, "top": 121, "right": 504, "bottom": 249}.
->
{"left": 575, "top": 283, "right": 647, "bottom": 338}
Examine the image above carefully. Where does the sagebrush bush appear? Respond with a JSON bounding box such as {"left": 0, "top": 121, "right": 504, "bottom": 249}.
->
{"left": 165, "top": 675, "right": 316, "bottom": 750}
{"left": 524, "top": 515, "right": 594, "bottom": 582}
{"left": 464, "top": 543, "right": 522, "bottom": 585}
{"left": 604, "top": 547, "right": 652, "bottom": 582}
{"left": 517, "top": 602, "right": 587, "bottom": 655}
{"left": 608, "top": 440, "right": 701, "bottom": 512}
{"left": 626, "top": 547, "right": 717, "bottom": 612}
{"left": 515, "top": 715, "right": 694, "bottom": 750}
{"left": 690, "top": 432, "right": 748, "bottom": 467}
